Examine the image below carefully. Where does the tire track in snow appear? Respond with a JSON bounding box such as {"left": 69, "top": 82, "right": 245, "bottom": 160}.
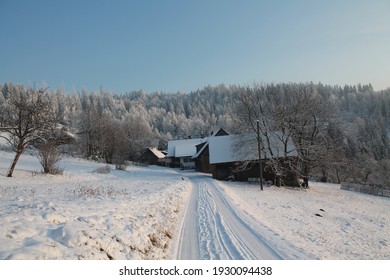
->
{"left": 174, "top": 183, "right": 200, "bottom": 260}
{"left": 176, "top": 173, "right": 282, "bottom": 260}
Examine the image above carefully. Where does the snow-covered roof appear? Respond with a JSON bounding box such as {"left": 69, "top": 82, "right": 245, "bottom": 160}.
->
{"left": 208, "top": 135, "right": 252, "bottom": 164}
{"left": 193, "top": 142, "right": 208, "bottom": 159}
{"left": 208, "top": 132, "right": 297, "bottom": 164}
{"left": 148, "top": 147, "right": 165, "bottom": 159}
{"left": 167, "top": 138, "right": 207, "bottom": 158}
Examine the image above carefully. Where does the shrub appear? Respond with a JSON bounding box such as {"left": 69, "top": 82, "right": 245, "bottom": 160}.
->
{"left": 37, "top": 145, "right": 64, "bottom": 175}
{"left": 93, "top": 165, "right": 111, "bottom": 174}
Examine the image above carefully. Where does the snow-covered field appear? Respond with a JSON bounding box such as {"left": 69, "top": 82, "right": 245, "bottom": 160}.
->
{"left": 0, "top": 151, "right": 191, "bottom": 260}
{"left": 219, "top": 180, "right": 390, "bottom": 259}
{"left": 1, "top": 150, "right": 389, "bottom": 260}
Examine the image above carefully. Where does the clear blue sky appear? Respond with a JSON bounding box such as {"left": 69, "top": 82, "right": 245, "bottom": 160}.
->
{"left": 1, "top": 0, "right": 389, "bottom": 94}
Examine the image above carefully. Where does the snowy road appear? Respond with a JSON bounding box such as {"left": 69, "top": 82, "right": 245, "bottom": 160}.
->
{"left": 174, "top": 172, "right": 282, "bottom": 260}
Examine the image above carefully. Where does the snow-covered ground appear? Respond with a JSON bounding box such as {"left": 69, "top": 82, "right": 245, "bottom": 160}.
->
{"left": 219, "top": 180, "right": 390, "bottom": 259}
{"left": 1, "top": 150, "right": 389, "bottom": 260}
{"left": 0, "top": 151, "right": 191, "bottom": 260}
{"left": 175, "top": 173, "right": 287, "bottom": 260}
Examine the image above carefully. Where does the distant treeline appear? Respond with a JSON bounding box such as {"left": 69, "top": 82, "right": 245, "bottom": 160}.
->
{"left": 1, "top": 82, "right": 389, "bottom": 186}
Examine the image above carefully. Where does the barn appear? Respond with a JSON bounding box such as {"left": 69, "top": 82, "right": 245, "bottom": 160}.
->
{"left": 140, "top": 147, "right": 166, "bottom": 166}
{"left": 166, "top": 138, "right": 206, "bottom": 168}
{"left": 193, "top": 132, "right": 298, "bottom": 185}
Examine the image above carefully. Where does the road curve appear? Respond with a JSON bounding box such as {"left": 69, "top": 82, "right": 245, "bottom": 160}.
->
{"left": 175, "top": 172, "right": 282, "bottom": 260}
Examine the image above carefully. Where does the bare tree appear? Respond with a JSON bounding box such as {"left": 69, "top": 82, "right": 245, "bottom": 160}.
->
{"left": 76, "top": 100, "right": 101, "bottom": 158}
{"left": 281, "top": 83, "right": 336, "bottom": 187}
{"left": 34, "top": 126, "right": 74, "bottom": 174}
{"left": 98, "top": 114, "right": 130, "bottom": 165}
{"left": 231, "top": 83, "right": 297, "bottom": 185}
{"left": 123, "top": 114, "right": 155, "bottom": 162}
{"left": 0, "top": 85, "right": 58, "bottom": 177}
{"left": 233, "top": 82, "right": 338, "bottom": 187}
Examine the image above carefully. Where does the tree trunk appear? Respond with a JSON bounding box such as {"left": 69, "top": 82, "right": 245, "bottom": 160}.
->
{"left": 320, "top": 169, "right": 327, "bottom": 182}
{"left": 7, "top": 145, "right": 25, "bottom": 177}
{"left": 303, "top": 177, "right": 309, "bottom": 188}
{"left": 335, "top": 167, "right": 341, "bottom": 184}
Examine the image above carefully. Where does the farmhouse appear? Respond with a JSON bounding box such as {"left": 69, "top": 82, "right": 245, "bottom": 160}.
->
{"left": 140, "top": 147, "right": 166, "bottom": 166}
{"left": 166, "top": 137, "right": 206, "bottom": 168}
{"left": 194, "top": 128, "right": 229, "bottom": 173}
{"left": 193, "top": 132, "right": 298, "bottom": 185}
{"left": 166, "top": 129, "right": 228, "bottom": 169}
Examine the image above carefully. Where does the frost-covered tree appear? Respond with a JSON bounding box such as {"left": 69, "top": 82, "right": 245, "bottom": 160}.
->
{"left": 98, "top": 114, "right": 130, "bottom": 165}
{"left": 76, "top": 96, "right": 100, "bottom": 158}
{"left": 34, "top": 126, "right": 74, "bottom": 174}
{"left": 1, "top": 81, "right": 388, "bottom": 186}
{"left": 0, "top": 85, "right": 59, "bottom": 177}
{"left": 123, "top": 113, "right": 155, "bottom": 161}
{"left": 233, "top": 82, "right": 339, "bottom": 187}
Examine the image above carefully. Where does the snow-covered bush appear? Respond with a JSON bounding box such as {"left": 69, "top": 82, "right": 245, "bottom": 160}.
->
{"left": 93, "top": 165, "right": 111, "bottom": 174}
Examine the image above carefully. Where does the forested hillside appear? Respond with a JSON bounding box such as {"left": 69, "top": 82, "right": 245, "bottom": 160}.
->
{"left": 1, "top": 82, "right": 389, "bottom": 186}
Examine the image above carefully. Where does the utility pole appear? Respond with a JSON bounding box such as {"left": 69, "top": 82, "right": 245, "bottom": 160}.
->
{"left": 256, "top": 120, "right": 263, "bottom": 191}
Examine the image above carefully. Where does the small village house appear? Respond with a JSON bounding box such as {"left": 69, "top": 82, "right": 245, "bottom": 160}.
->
{"left": 140, "top": 147, "right": 166, "bottom": 166}
{"left": 193, "top": 128, "right": 229, "bottom": 173}
{"left": 166, "top": 137, "right": 206, "bottom": 168}
{"left": 166, "top": 129, "right": 228, "bottom": 169}
{"left": 193, "top": 131, "right": 298, "bottom": 185}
